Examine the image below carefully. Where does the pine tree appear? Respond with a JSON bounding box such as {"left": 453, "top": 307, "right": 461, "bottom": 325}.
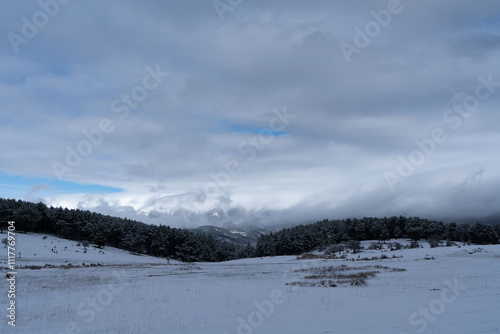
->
{"left": 94, "top": 231, "right": 107, "bottom": 249}
{"left": 379, "top": 226, "right": 390, "bottom": 243}
{"left": 394, "top": 226, "right": 403, "bottom": 239}
{"left": 470, "top": 223, "right": 498, "bottom": 245}
{"left": 14, "top": 202, "right": 41, "bottom": 232}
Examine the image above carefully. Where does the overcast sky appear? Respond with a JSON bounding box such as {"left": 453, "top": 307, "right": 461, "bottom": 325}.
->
{"left": 1, "top": 0, "right": 500, "bottom": 228}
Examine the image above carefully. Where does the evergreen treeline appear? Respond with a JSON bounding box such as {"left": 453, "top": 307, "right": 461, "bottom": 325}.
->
{"left": 0, "top": 198, "right": 247, "bottom": 262}
{"left": 255, "top": 216, "right": 500, "bottom": 257}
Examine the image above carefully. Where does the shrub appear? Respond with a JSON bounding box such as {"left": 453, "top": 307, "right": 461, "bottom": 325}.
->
{"left": 297, "top": 253, "right": 320, "bottom": 260}
{"left": 392, "top": 242, "right": 403, "bottom": 250}
{"left": 351, "top": 277, "right": 366, "bottom": 286}
{"left": 390, "top": 267, "right": 406, "bottom": 272}
{"left": 326, "top": 244, "right": 344, "bottom": 255}
{"left": 409, "top": 242, "right": 420, "bottom": 249}
{"left": 81, "top": 241, "right": 90, "bottom": 247}
{"left": 346, "top": 240, "right": 362, "bottom": 253}
{"left": 42, "top": 236, "right": 48, "bottom": 240}
{"left": 428, "top": 237, "right": 440, "bottom": 248}
{"left": 368, "top": 242, "right": 383, "bottom": 250}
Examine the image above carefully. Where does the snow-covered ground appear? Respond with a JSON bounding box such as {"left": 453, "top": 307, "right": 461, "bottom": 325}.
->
{"left": 0, "top": 233, "right": 173, "bottom": 267}
{"left": 1, "top": 234, "right": 499, "bottom": 333}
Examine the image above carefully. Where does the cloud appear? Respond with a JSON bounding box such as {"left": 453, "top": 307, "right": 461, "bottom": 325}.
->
{"left": 1, "top": 0, "right": 500, "bottom": 227}
{"left": 25, "top": 183, "right": 48, "bottom": 199}
{"left": 450, "top": 32, "right": 500, "bottom": 60}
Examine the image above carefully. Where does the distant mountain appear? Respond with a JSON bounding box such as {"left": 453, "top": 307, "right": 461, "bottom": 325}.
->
{"left": 190, "top": 225, "right": 272, "bottom": 245}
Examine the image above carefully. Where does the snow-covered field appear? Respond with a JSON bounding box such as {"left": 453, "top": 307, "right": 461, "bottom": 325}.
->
{"left": 1, "top": 234, "right": 499, "bottom": 333}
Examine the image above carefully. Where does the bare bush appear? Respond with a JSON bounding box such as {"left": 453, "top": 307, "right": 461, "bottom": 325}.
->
{"left": 346, "top": 240, "right": 362, "bottom": 253}
{"left": 368, "top": 242, "right": 383, "bottom": 250}
{"left": 428, "top": 237, "right": 440, "bottom": 248}
{"left": 297, "top": 253, "right": 338, "bottom": 260}
{"left": 292, "top": 264, "right": 406, "bottom": 287}
{"left": 406, "top": 242, "right": 421, "bottom": 249}
{"left": 325, "top": 244, "right": 344, "bottom": 255}
{"left": 391, "top": 242, "right": 403, "bottom": 250}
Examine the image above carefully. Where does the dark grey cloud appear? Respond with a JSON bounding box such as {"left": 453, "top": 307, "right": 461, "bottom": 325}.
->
{"left": 450, "top": 32, "right": 500, "bottom": 60}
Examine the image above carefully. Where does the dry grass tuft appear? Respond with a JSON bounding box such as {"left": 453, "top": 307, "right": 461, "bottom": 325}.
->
{"left": 288, "top": 264, "right": 406, "bottom": 288}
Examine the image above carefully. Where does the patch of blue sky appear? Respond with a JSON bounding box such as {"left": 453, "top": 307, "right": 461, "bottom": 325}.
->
{"left": 0, "top": 172, "right": 122, "bottom": 199}
{"left": 226, "top": 123, "right": 289, "bottom": 136}
{"left": 1, "top": 75, "right": 27, "bottom": 85}
{"left": 468, "top": 18, "right": 500, "bottom": 33}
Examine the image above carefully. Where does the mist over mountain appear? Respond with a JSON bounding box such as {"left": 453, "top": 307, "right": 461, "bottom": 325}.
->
{"left": 39, "top": 188, "right": 500, "bottom": 230}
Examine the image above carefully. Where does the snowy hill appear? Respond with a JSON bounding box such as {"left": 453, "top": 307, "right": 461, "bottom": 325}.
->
{"left": 0, "top": 232, "right": 175, "bottom": 268}
{"left": 2, "top": 237, "right": 499, "bottom": 333}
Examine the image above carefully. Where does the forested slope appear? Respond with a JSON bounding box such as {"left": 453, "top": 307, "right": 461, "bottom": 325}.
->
{"left": 1, "top": 198, "right": 498, "bottom": 262}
